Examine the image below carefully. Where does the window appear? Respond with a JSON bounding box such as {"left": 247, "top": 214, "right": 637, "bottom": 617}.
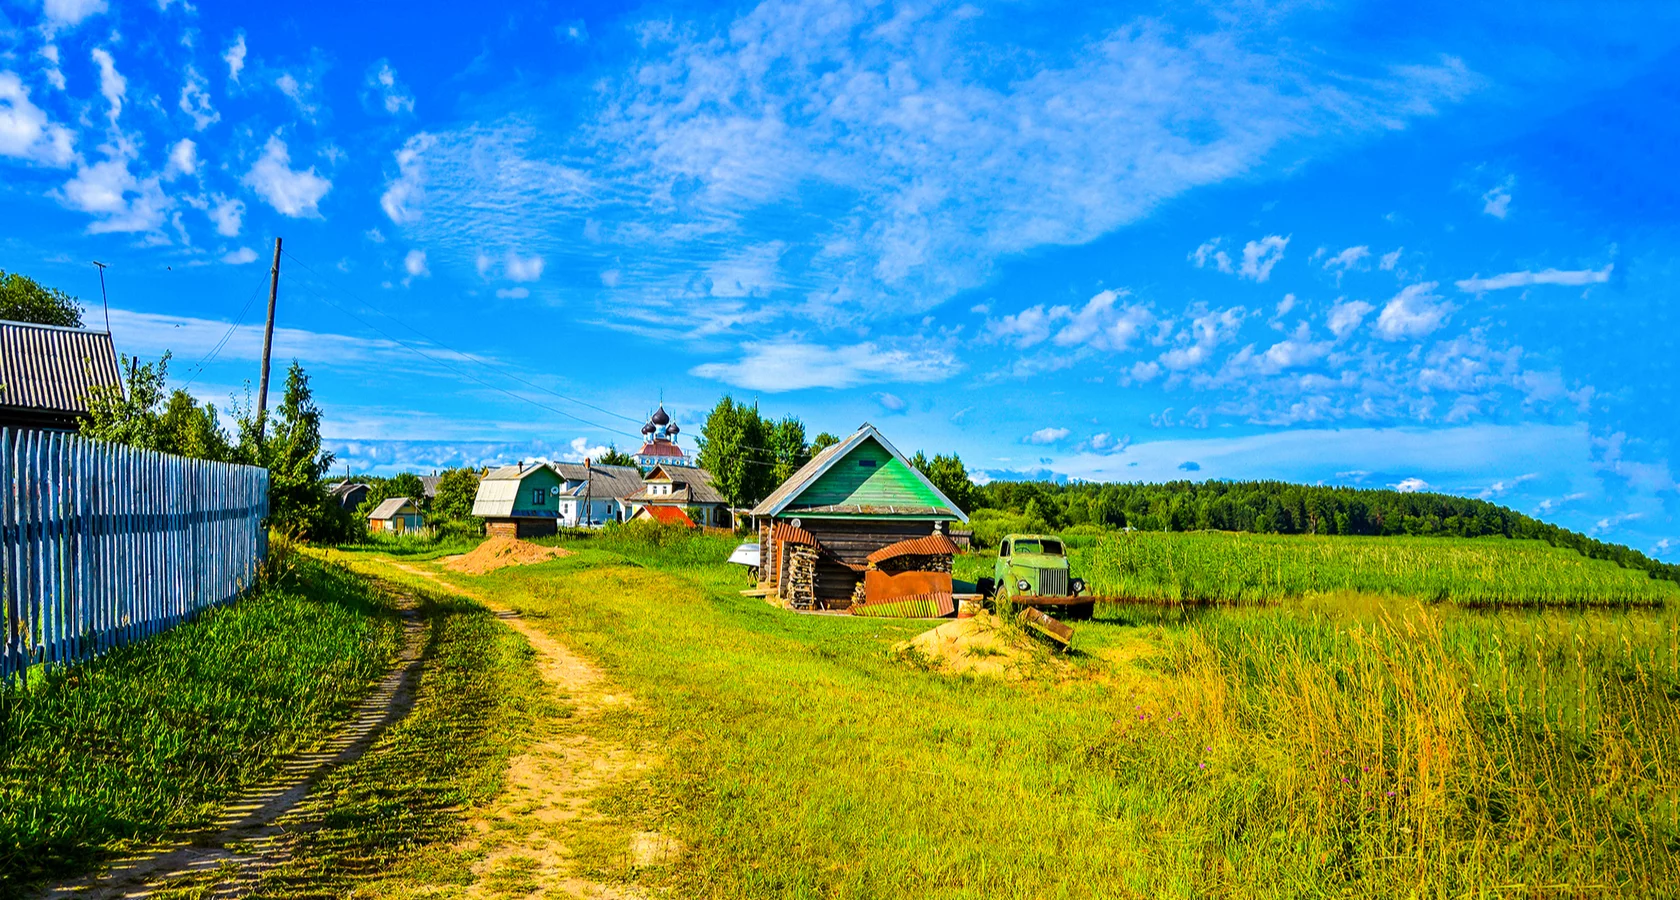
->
{"left": 858, "top": 459, "right": 877, "bottom": 468}
{"left": 533, "top": 488, "right": 547, "bottom": 505}
{"left": 1001, "top": 540, "right": 1011, "bottom": 556}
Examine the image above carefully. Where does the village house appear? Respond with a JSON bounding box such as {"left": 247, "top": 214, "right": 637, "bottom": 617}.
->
{"left": 625, "top": 463, "right": 729, "bottom": 527}
{"left": 749, "top": 424, "right": 968, "bottom": 610}
{"left": 368, "top": 496, "right": 425, "bottom": 533}
{"left": 551, "top": 460, "right": 643, "bottom": 526}
{"left": 471, "top": 462, "right": 563, "bottom": 538}
{"left": 0, "top": 319, "right": 122, "bottom": 432}
{"left": 328, "top": 480, "right": 371, "bottom": 510}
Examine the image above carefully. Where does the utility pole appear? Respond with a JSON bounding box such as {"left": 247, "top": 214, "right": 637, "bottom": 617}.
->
{"left": 256, "top": 237, "right": 281, "bottom": 440}
{"left": 91, "top": 261, "right": 110, "bottom": 332}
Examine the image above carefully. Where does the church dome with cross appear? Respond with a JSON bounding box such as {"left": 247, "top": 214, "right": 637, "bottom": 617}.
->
{"left": 633, "top": 404, "right": 689, "bottom": 471}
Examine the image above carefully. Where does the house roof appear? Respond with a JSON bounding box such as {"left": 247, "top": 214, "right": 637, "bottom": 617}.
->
{"left": 635, "top": 438, "right": 686, "bottom": 459}
{"left": 329, "top": 481, "right": 371, "bottom": 500}
{"left": 368, "top": 496, "right": 418, "bottom": 520}
{"left": 628, "top": 464, "right": 725, "bottom": 505}
{"left": 0, "top": 320, "right": 121, "bottom": 421}
{"left": 472, "top": 463, "right": 561, "bottom": 518}
{"left": 748, "top": 424, "right": 968, "bottom": 522}
{"left": 481, "top": 462, "right": 559, "bottom": 481}
{"left": 640, "top": 505, "right": 694, "bottom": 526}
{"left": 552, "top": 462, "right": 644, "bottom": 499}
{"left": 418, "top": 475, "right": 441, "bottom": 498}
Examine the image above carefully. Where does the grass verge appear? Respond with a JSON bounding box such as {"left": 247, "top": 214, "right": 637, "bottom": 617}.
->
{"left": 0, "top": 556, "right": 401, "bottom": 893}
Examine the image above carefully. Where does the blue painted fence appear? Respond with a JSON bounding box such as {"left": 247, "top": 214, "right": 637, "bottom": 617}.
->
{"left": 0, "top": 428, "right": 269, "bottom": 684}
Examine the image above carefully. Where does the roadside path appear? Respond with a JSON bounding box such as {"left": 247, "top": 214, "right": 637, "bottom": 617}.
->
{"left": 388, "top": 560, "right": 675, "bottom": 900}
{"left": 38, "top": 598, "right": 429, "bottom": 900}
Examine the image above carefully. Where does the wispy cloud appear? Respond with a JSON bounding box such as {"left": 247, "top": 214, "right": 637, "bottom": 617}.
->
{"left": 690, "top": 340, "right": 959, "bottom": 391}
{"left": 1455, "top": 265, "right": 1612, "bottom": 293}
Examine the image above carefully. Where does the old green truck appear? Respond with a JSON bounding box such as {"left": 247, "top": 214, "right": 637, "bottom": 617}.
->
{"left": 983, "top": 533, "right": 1093, "bottom": 616}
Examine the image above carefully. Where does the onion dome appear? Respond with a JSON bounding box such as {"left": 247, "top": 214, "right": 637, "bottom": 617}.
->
{"left": 667, "top": 423, "right": 680, "bottom": 436}
{"left": 651, "top": 405, "right": 670, "bottom": 426}
{"left": 641, "top": 422, "right": 656, "bottom": 435}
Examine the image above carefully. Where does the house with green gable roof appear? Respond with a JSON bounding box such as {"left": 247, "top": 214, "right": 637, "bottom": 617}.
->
{"left": 749, "top": 424, "right": 968, "bottom": 610}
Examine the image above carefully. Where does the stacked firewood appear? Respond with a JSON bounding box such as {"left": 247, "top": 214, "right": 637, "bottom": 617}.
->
{"left": 786, "top": 545, "right": 819, "bottom": 609}
{"left": 875, "top": 553, "right": 953, "bottom": 575}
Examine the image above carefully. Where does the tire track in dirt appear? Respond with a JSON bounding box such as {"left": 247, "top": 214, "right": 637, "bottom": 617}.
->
{"left": 389, "top": 561, "right": 676, "bottom": 900}
{"left": 37, "top": 600, "right": 429, "bottom": 900}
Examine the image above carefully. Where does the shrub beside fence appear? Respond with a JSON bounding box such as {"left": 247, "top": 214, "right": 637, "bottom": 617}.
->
{"left": 0, "top": 428, "right": 269, "bottom": 683}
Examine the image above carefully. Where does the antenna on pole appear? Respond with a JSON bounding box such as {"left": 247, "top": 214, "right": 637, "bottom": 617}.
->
{"left": 91, "top": 261, "right": 110, "bottom": 332}
{"left": 256, "top": 237, "right": 282, "bottom": 442}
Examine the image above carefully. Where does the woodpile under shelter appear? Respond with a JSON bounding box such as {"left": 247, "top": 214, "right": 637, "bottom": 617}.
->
{"left": 749, "top": 424, "right": 968, "bottom": 611}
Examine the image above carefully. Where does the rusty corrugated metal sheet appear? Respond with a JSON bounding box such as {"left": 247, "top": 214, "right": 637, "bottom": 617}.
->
{"left": 771, "top": 521, "right": 819, "bottom": 546}
{"left": 865, "top": 533, "right": 962, "bottom": 564}
{"left": 0, "top": 321, "right": 121, "bottom": 417}
{"left": 849, "top": 592, "right": 955, "bottom": 618}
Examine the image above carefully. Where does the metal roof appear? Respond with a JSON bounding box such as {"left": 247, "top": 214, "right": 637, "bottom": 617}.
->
{"left": 552, "top": 462, "right": 645, "bottom": 499}
{"left": 368, "top": 496, "right": 419, "bottom": 520}
{"left": 633, "top": 464, "right": 725, "bottom": 504}
{"left": 0, "top": 320, "right": 121, "bottom": 419}
{"left": 748, "top": 424, "right": 968, "bottom": 522}
{"left": 866, "top": 534, "right": 962, "bottom": 564}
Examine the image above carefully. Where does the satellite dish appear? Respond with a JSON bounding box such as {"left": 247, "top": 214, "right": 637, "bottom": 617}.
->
{"left": 790, "top": 517, "right": 802, "bottom": 529}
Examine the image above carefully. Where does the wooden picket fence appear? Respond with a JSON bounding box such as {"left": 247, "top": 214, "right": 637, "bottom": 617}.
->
{"left": 0, "top": 428, "right": 269, "bottom": 684}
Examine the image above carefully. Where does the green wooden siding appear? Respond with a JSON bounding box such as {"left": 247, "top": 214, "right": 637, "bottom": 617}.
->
{"left": 511, "top": 467, "right": 562, "bottom": 517}
{"left": 790, "top": 439, "right": 952, "bottom": 515}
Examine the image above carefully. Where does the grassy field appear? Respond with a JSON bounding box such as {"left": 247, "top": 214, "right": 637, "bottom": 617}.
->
{"left": 0, "top": 551, "right": 401, "bottom": 891}
{"left": 956, "top": 531, "right": 1680, "bottom": 607}
{"left": 328, "top": 527, "right": 1679, "bottom": 898}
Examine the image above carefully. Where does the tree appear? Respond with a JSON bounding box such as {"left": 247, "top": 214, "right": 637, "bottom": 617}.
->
{"left": 246, "top": 361, "right": 343, "bottom": 540}
{"left": 697, "top": 396, "right": 770, "bottom": 507}
{"left": 157, "top": 389, "right": 233, "bottom": 461}
{"left": 595, "top": 445, "right": 637, "bottom": 467}
{"left": 810, "top": 431, "right": 840, "bottom": 455}
{"left": 910, "top": 450, "right": 975, "bottom": 515}
{"left": 0, "top": 269, "right": 84, "bottom": 327}
{"left": 432, "top": 467, "right": 482, "bottom": 522}
{"left": 81, "top": 354, "right": 172, "bottom": 450}
{"left": 767, "top": 416, "right": 810, "bottom": 486}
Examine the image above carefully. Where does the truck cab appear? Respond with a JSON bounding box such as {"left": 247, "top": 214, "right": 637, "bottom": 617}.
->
{"left": 989, "top": 534, "right": 1090, "bottom": 614}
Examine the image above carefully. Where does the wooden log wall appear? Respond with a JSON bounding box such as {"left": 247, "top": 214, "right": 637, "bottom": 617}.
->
{"left": 0, "top": 428, "right": 270, "bottom": 684}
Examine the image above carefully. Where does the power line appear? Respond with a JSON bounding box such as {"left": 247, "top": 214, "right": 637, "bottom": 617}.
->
{"left": 281, "top": 249, "right": 645, "bottom": 426}
{"left": 181, "top": 265, "right": 272, "bottom": 390}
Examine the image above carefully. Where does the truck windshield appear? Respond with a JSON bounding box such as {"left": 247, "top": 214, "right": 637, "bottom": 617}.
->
{"left": 1012, "top": 539, "right": 1064, "bottom": 556}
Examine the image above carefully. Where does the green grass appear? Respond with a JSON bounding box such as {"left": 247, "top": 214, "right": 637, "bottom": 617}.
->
{"left": 0, "top": 554, "right": 401, "bottom": 892}
{"left": 250, "top": 580, "right": 545, "bottom": 898}
{"left": 405, "top": 528, "right": 1680, "bottom": 899}
{"left": 958, "top": 531, "right": 1680, "bottom": 607}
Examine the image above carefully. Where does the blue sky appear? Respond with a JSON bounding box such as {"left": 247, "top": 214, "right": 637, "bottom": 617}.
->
{"left": 0, "top": 0, "right": 1676, "bottom": 557}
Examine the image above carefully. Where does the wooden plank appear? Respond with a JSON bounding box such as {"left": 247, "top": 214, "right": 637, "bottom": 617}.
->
{"left": 1019, "top": 607, "right": 1074, "bottom": 649}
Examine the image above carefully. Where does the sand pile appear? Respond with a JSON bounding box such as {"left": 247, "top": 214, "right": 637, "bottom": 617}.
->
{"left": 896, "top": 612, "right": 1054, "bottom": 679}
{"left": 443, "top": 537, "right": 572, "bottom": 574}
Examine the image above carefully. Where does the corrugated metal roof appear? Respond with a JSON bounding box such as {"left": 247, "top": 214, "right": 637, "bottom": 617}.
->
{"left": 369, "top": 496, "right": 418, "bottom": 519}
{"left": 471, "top": 478, "right": 523, "bottom": 518}
{"left": 866, "top": 534, "right": 961, "bottom": 564}
{"left": 0, "top": 320, "right": 121, "bottom": 418}
{"left": 639, "top": 464, "right": 725, "bottom": 504}
{"left": 638, "top": 505, "right": 694, "bottom": 526}
{"left": 552, "top": 462, "right": 644, "bottom": 499}
{"left": 771, "top": 521, "right": 818, "bottom": 546}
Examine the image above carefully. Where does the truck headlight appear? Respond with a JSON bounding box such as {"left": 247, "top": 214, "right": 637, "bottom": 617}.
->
{"left": 1071, "top": 578, "right": 1086, "bottom": 596}
{"left": 1017, "top": 578, "right": 1032, "bottom": 592}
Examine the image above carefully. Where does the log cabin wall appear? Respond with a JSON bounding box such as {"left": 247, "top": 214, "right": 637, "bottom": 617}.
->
{"left": 800, "top": 518, "right": 942, "bottom": 608}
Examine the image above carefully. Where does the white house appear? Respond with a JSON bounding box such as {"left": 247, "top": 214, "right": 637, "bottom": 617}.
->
{"left": 551, "top": 461, "right": 644, "bottom": 527}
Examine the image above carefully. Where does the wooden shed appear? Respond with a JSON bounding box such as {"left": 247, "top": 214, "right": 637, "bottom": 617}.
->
{"left": 749, "top": 424, "right": 968, "bottom": 610}
{"left": 471, "top": 462, "right": 564, "bottom": 538}
{"left": 368, "top": 496, "right": 424, "bottom": 534}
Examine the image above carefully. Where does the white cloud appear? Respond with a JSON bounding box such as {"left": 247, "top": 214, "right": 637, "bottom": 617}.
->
{"left": 1130, "top": 360, "right": 1161, "bottom": 383}
{"left": 1478, "top": 473, "right": 1537, "bottom": 499}
{"left": 992, "top": 304, "right": 1063, "bottom": 349}
{"left": 1239, "top": 235, "right": 1289, "bottom": 282}
{"left": 164, "top": 139, "right": 196, "bottom": 179}
{"left": 706, "top": 242, "right": 782, "bottom": 297}
{"left": 1374, "top": 282, "right": 1451, "bottom": 340}
{"left": 274, "top": 72, "right": 317, "bottom": 118}
{"left": 39, "top": 44, "right": 66, "bottom": 91}
{"left": 1160, "top": 306, "right": 1246, "bottom": 370}
{"left": 208, "top": 194, "right": 243, "bottom": 236}
{"left": 221, "top": 246, "right": 257, "bottom": 264}
{"left": 1379, "top": 248, "right": 1402, "bottom": 271}
{"left": 1535, "top": 492, "right": 1586, "bottom": 515}
{"left": 1455, "top": 265, "right": 1612, "bottom": 293}
{"left": 1273, "top": 294, "right": 1295, "bottom": 318}
{"left": 691, "top": 341, "right": 959, "bottom": 391}
{"left": 366, "top": 61, "right": 415, "bottom": 114}
{"left": 58, "top": 153, "right": 171, "bottom": 233}
{"left": 1189, "top": 238, "right": 1233, "bottom": 273}
{"left": 380, "top": 132, "right": 433, "bottom": 224}
{"left": 43, "top": 0, "right": 106, "bottom": 28}
{"left": 1026, "top": 427, "right": 1071, "bottom": 445}
{"left": 1653, "top": 538, "right": 1675, "bottom": 557}
{"left": 873, "top": 391, "right": 907, "bottom": 413}
{"left": 1326, "top": 299, "right": 1374, "bottom": 339}
{"left": 1054, "top": 289, "right": 1152, "bottom": 352}
{"left": 1481, "top": 176, "right": 1513, "bottom": 219}
{"left": 495, "top": 287, "right": 530, "bottom": 299}
{"left": 243, "top": 136, "right": 331, "bottom": 217}
{"left": 223, "top": 34, "right": 247, "bottom": 83}
{"left": 566, "top": 436, "right": 609, "bottom": 463}
{"left": 504, "top": 251, "right": 544, "bottom": 282}
{"left": 404, "top": 248, "right": 429, "bottom": 279}
{"left": 178, "top": 65, "right": 218, "bottom": 130}
{"left": 0, "top": 72, "right": 75, "bottom": 166}
{"left": 89, "top": 48, "right": 125, "bottom": 124}
{"left": 1258, "top": 323, "right": 1332, "bottom": 374}
{"left": 1393, "top": 477, "right": 1429, "bottom": 493}
{"left": 1323, "top": 245, "right": 1368, "bottom": 278}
